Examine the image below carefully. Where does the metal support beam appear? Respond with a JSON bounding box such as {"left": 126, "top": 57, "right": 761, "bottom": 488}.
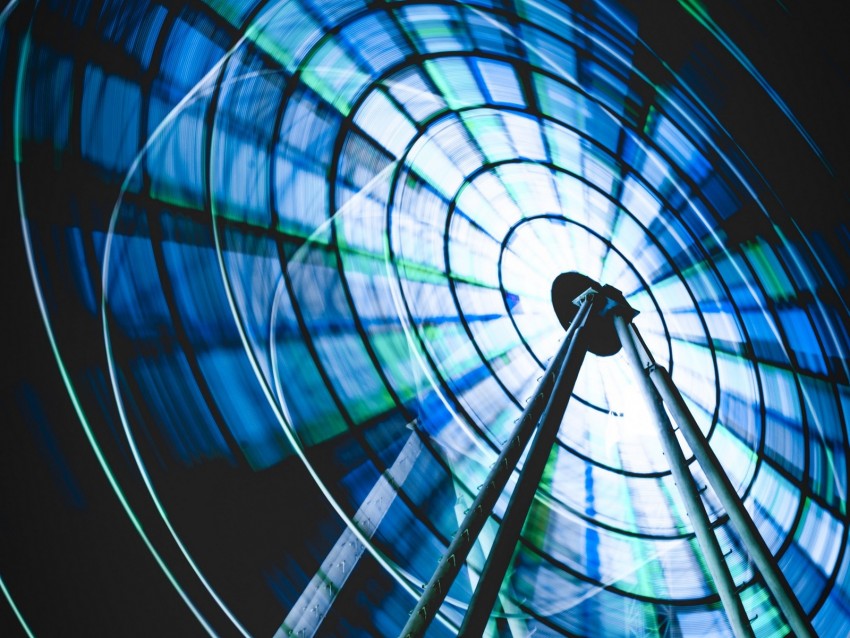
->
{"left": 278, "top": 431, "right": 422, "bottom": 637}
{"left": 457, "top": 293, "right": 599, "bottom": 637}
{"left": 399, "top": 273, "right": 812, "bottom": 638}
{"left": 397, "top": 297, "right": 594, "bottom": 638}
{"left": 614, "top": 315, "right": 755, "bottom": 638}
{"left": 649, "top": 363, "right": 816, "bottom": 638}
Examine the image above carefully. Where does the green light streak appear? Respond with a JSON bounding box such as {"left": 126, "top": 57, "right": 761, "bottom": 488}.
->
{"left": 0, "top": 574, "right": 35, "bottom": 638}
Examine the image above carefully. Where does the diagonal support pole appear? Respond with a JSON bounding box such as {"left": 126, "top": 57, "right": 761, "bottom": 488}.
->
{"left": 277, "top": 431, "right": 422, "bottom": 638}
{"left": 648, "top": 361, "right": 816, "bottom": 638}
{"left": 397, "top": 295, "right": 595, "bottom": 638}
{"left": 614, "top": 314, "right": 754, "bottom": 638}
{"left": 457, "top": 292, "right": 600, "bottom": 637}
{"left": 398, "top": 272, "right": 812, "bottom": 638}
